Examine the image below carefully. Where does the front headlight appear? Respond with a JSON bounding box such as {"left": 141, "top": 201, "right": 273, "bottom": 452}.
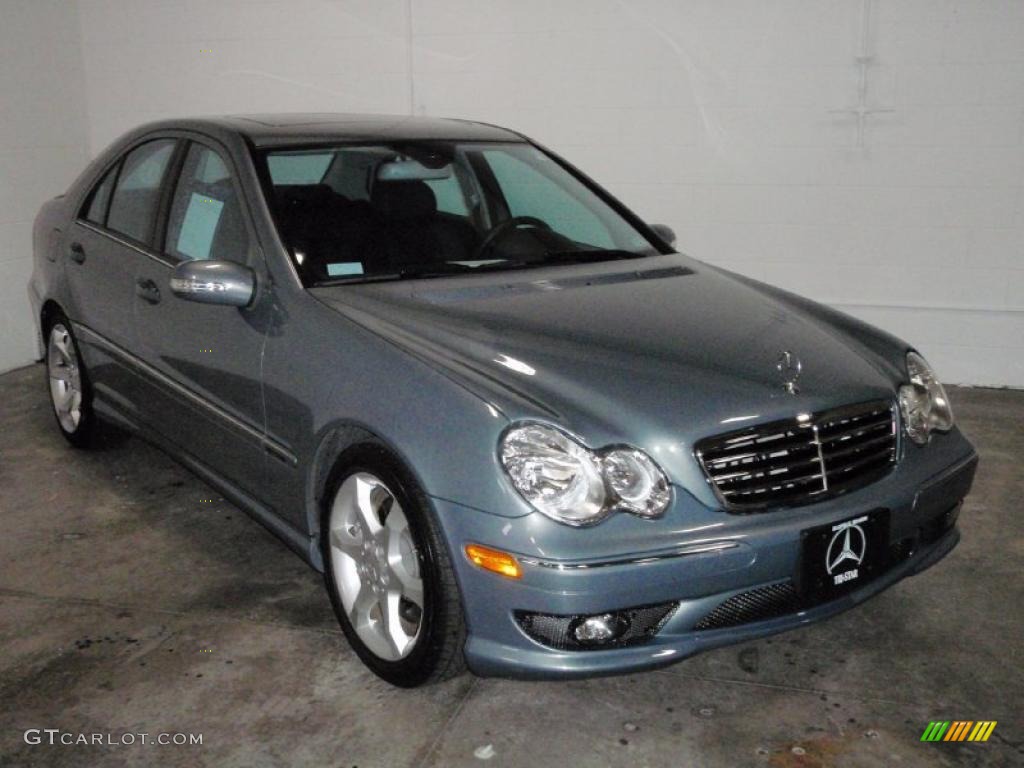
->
{"left": 898, "top": 351, "right": 954, "bottom": 445}
{"left": 601, "top": 448, "right": 672, "bottom": 518}
{"left": 499, "top": 424, "right": 671, "bottom": 526}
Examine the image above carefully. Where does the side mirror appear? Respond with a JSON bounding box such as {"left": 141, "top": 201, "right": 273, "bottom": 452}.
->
{"left": 169, "top": 260, "right": 255, "bottom": 307}
{"left": 649, "top": 223, "right": 677, "bottom": 249}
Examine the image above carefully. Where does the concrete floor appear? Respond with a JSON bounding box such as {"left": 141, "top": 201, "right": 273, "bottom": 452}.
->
{"left": 0, "top": 363, "right": 1020, "bottom": 768}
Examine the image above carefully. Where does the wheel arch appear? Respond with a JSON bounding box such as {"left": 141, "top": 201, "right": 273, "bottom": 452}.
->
{"left": 305, "top": 420, "right": 444, "bottom": 572}
{"left": 40, "top": 299, "right": 65, "bottom": 339}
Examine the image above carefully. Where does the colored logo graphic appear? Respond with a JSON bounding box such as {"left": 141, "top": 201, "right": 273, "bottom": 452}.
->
{"left": 921, "top": 721, "right": 997, "bottom": 742}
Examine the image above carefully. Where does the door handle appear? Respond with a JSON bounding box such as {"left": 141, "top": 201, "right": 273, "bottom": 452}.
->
{"left": 69, "top": 242, "right": 86, "bottom": 264}
{"left": 135, "top": 277, "right": 161, "bottom": 304}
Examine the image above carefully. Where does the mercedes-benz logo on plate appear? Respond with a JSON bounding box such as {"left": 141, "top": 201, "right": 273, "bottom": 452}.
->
{"left": 776, "top": 350, "right": 802, "bottom": 394}
{"left": 826, "top": 518, "right": 868, "bottom": 576}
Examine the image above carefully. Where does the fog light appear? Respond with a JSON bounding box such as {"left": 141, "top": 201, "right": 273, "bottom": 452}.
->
{"left": 571, "top": 613, "right": 628, "bottom": 645}
{"left": 515, "top": 602, "right": 676, "bottom": 651}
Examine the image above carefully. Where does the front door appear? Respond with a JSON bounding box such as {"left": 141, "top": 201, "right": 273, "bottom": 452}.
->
{"left": 132, "top": 139, "right": 270, "bottom": 498}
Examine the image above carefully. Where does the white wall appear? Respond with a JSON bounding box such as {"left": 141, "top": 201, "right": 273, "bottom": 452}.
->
{"left": 0, "top": 0, "right": 90, "bottom": 372}
{"left": 7, "top": 1, "right": 1024, "bottom": 386}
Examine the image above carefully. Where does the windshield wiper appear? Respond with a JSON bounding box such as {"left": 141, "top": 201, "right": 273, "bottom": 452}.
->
{"left": 411, "top": 250, "right": 648, "bottom": 276}
{"left": 314, "top": 263, "right": 480, "bottom": 287}
{"left": 538, "top": 249, "right": 648, "bottom": 265}
{"left": 313, "top": 250, "right": 650, "bottom": 287}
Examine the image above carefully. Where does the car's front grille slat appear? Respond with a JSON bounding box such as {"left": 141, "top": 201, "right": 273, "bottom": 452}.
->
{"left": 700, "top": 431, "right": 812, "bottom": 463}
{"left": 819, "top": 419, "right": 891, "bottom": 446}
{"left": 824, "top": 432, "right": 893, "bottom": 463}
{"left": 696, "top": 400, "right": 897, "bottom": 512}
{"left": 718, "top": 465, "right": 826, "bottom": 496}
{"left": 713, "top": 452, "right": 822, "bottom": 485}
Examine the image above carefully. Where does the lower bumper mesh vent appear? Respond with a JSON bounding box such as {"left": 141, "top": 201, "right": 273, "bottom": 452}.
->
{"left": 693, "top": 582, "right": 801, "bottom": 631}
{"left": 515, "top": 602, "right": 677, "bottom": 651}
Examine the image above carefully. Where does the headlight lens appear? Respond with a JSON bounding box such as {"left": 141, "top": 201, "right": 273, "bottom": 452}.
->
{"left": 499, "top": 424, "right": 671, "bottom": 525}
{"left": 601, "top": 448, "right": 671, "bottom": 518}
{"left": 500, "top": 424, "right": 607, "bottom": 525}
{"left": 898, "top": 352, "right": 954, "bottom": 445}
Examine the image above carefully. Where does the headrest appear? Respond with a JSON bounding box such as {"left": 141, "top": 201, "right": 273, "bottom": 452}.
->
{"left": 371, "top": 180, "right": 437, "bottom": 220}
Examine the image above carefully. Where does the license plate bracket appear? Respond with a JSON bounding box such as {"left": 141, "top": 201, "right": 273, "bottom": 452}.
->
{"left": 799, "top": 509, "right": 891, "bottom": 604}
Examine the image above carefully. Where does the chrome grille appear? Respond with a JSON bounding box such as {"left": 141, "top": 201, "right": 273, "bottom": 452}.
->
{"left": 696, "top": 400, "right": 897, "bottom": 511}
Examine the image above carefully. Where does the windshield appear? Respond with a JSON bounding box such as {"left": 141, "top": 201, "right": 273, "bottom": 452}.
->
{"left": 258, "top": 141, "right": 663, "bottom": 285}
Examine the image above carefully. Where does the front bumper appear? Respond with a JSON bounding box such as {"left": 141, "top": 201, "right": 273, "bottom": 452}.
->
{"left": 435, "top": 447, "right": 978, "bottom": 680}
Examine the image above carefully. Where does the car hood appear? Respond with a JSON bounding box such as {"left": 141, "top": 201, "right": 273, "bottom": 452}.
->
{"left": 311, "top": 255, "right": 904, "bottom": 502}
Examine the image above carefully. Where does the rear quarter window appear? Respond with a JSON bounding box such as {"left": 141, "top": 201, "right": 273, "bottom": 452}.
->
{"left": 81, "top": 164, "right": 118, "bottom": 225}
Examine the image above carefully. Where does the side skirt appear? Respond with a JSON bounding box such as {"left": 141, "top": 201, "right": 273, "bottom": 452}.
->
{"left": 93, "top": 398, "right": 321, "bottom": 571}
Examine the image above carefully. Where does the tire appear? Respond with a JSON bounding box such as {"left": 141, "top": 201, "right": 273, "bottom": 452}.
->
{"left": 321, "top": 442, "right": 467, "bottom": 687}
{"left": 44, "top": 313, "right": 97, "bottom": 448}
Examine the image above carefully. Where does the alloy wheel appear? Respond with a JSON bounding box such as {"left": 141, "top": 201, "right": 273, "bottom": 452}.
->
{"left": 48, "top": 323, "right": 83, "bottom": 433}
{"left": 328, "top": 472, "right": 425, "bottom": 661}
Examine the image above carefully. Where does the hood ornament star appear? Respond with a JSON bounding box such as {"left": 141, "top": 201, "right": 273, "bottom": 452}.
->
{"left": 776, "top": 350, "right": 802, "bottom": 395}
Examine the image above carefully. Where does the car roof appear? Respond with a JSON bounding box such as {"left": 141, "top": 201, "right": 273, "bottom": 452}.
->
{"left": 148, "top": 113, "right": 528, "bottom": 148}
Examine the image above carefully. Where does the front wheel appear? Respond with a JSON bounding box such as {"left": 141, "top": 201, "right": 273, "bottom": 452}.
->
{"left": 45, "top": 316, "right": 97, "bottom": 448}
{"left": 321, "top": 444, "right": 467, "bottom": 686}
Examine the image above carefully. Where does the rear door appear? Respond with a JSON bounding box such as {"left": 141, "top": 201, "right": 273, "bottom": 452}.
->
{"left": 65, "top": 138, "right": 178, "bottom": 417}
{"left": 132, "top": 137, "right": 271, "bottom": 497}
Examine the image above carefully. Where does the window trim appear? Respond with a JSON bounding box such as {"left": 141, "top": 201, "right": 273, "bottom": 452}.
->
{"left": 75, "top": 219, "right": 174, "bottom": 269}
{"left": 153, "top": 139, "right": 191, "bottom": 257}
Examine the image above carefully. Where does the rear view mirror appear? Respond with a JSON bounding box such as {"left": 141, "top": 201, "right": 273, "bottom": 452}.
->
{"left": 377, "top": 159, "right": 452, "bottom": 181}
{"left": 649, "top": 223, "right": 677, "bottom": 248}
{"left": 169, "top": 260, "right": 255, "bottom": 307}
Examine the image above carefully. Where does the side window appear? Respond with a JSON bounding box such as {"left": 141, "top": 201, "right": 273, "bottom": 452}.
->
{"left": 164, "top": 143, "right": 250, "bottom": 263}
{"left": 106, "top": 139, "right": 176, "bottom": 243}
{"left": 482, "top": 149, "right": 614, "bottom": 248}
{"left": 82, "top": 164, "right": 118, "bottom": 225}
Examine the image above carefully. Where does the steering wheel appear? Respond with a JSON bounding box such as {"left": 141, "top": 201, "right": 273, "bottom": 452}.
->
{"left": 473, "top": 216, "right": 551, "bottom": 261}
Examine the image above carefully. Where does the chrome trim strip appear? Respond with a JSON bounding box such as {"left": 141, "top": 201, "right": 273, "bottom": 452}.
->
{"left": 75, "top": 219, "right": 175, "bottom": 268}
{"left": 75, "top": 323, "right": 298, "bottom": 466}
{"left": 812, "top": 423, "right": 829, "bottom": 492}
{"left": 520, "top": 540, "right": 740, "bottom": 570}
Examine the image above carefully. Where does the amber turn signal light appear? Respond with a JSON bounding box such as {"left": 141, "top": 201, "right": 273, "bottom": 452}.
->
{"left": 464, "top": 543, "right": 522, "bottom": 579}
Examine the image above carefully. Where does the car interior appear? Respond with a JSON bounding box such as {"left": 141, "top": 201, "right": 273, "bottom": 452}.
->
{"left": 264, "top": 145, "right": 612, "bottom": 285}
{"left": 271, "top": 178, "right": 479, "bottom": 282}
